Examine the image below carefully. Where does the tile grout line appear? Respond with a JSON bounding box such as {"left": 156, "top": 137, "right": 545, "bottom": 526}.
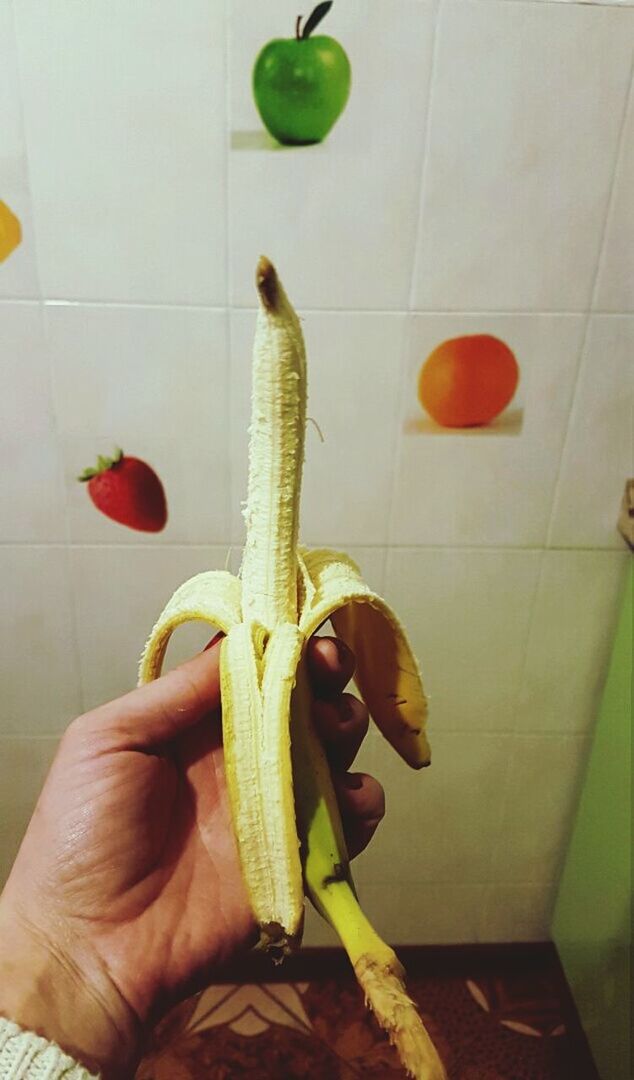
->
{"left": 385, "top": 320, "right": 415, "bottom": 550}
{"left": 383, "top": 317, "right": 412, "bottom": 554}
{"left": 489, "top": 731, "right": 593, "bottom": 914}
{"left": 10, "top": 0, "right": 87, "bottom": 717}
{"left": 356, "top": 876, "right": 561, "bottom": 894}
{"left": 0, "top": 730, "right": 591, "bottom": 743}
{"left": 37, "top": 300, "right": 229, "bottom": 312}
{"left": 9, "top": 0, "right": 43, "bottom": 306}
{"left": 386, "top": 0, "right": 443, "bottom": 550}
{"left": 544, "top": 739, "right": 595, "bottom": 893}
{"left": 543, "top": 316, "right": 590, "bottom": 546}
{"left": 468, "top": 0, "right": 634, "bottom": 10}
{"left": 223, "top": 0, "right": 233, "bottom": 562}
{"left": 227, "top": 311, "right": 241, "bottom": 552}
{"left": 545, "top": 55, "right": 634, "bottom": 549}
{"left": 2, "top": 298, "right": 631, "bottom": 317}
{"left": 0, "top": 541, "right": 629, "bottom": 554}
{"left": 356, "top": 878, "right": 559, "bottom": 890}
{"left": 223, "top": 0, "right": 232, "bottom": 309}
{"left": 406, "top": 0, "right": 443, "bottom": 316}
{"left": 485, "top": 546, "right": 547, "bottom": 893}
{"left": 42, "top": 300, "right": 88, "bottom": 715}
{"left": 165, "top": 306, "right": 634, "bottom": 316}
{"left": 225, "top": 0, "right": 238, "bottom": 315}
{"left": 225, "top": 2, "right": 252, "bottom": 556}
{"left": 589, "top": 58, "right": 634, "bottom": 315}
{"left": 377, "top": 545, "right": 389, "bottom": 597}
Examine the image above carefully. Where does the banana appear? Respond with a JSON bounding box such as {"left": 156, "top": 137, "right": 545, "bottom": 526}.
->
{"left": 139, "top": 258, "right": 446, "bottom": 1079}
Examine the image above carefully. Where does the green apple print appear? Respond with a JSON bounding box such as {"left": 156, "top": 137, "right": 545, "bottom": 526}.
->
{"left": 253, "top": 2, "right": 351, "bottom": 146}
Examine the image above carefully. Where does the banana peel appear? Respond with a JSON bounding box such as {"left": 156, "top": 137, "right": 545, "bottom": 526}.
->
{"left": 139, "top": 258, "right": 446, "bottom": 1079}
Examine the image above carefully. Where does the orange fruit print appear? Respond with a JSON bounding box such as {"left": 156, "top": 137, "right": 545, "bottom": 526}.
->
{"left": 418, "top": 334, "right": 519, "bottom": 428}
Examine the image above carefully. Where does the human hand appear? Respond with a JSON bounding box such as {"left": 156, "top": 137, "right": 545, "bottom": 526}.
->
{"left": 0, "top": 636, "right": 384, "bottom": 1077}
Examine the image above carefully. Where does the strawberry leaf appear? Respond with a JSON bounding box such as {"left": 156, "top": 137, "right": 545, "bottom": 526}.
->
{"left": 79, "top": 447, "right": 125, "bottom": 482}
{"left": 301, "top": 1, "right": 333, "bottom": 39}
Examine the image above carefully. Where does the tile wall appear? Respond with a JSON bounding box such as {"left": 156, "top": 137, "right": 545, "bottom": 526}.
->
{"left": 1, "top": 0, "right": 632, "bottom": 943}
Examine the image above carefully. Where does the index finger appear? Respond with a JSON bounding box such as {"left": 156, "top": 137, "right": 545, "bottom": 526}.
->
{"left": 78, "top": 642, "right": 222, "bottom": 749}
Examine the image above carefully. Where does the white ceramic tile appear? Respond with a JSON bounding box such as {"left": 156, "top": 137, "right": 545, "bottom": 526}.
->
{"left": 391, "top": 314, "right": 584, "bottom": 545}
{"left": 228, "top": 1, "right": 437, "bottom": 309}
{"left": 304, "top": 866, "right": 486, "bottom": 948}
{"left": 0, "top": 548, "right": 81, "bottom": 735}
{"left": 517, "top": 550, "right": 629, "bottom": 734}
{"left": 549, "top": 316, "right": 634, "bottom": 548}
{"left": 47, "top": 304, "right": 230, "bottom": 544}
{"left": 0, "top": 736, "right": 59, "bottom": 887}
{"left": 494, "top": 735, "right": 590, "bottom": 883}
{"left": 0, "top": 2, "right": 39, "bottom": 298}
{"left": 0, "top": 0, "right": 23, "bottom": 159}
{"left": 344, "top": 547, "right": 386, "bottom": 595}
{"left": 355, "top": 732, "right": 511, "bottom": 885}
{"left": 14, "top": 1, "right": 228, "bottom": 304}
{"left": 479, "top": 884, "right": 556, "bottom": 943}
{"left": 230, "top": 310, "right": 405, "bottom": 546}
{"left": 70, "top": 545, "right": 231, "bottom": 711}
{"left": 304, "top": 884, "right": 482, "bottom": 949}
{"left": 0, "top": 437, "right": 67, "bottom": 542}
{"left": 352, "top": 882, "right": 486, "bottom": 945}
{"left": 412, "top": 1, "right": 633, "bottom": 311}
{"left": 595, "top": 82, "right": 634, "bottom": 312}
{"left": 1, "top": 302, "right": 53, "bottom": 436}
{"left": 384, "top": 547, "right": 541, "bottom": 732}
{"left": 302, "top": 903, "right": 339, "bottom": 947}
{"left": 0, "top": 169, "right": 39, "bottom": 299}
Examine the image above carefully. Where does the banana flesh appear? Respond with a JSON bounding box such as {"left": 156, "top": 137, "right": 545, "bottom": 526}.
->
{"left": 139, "top": 258, "right": 446, "bottom": 1078}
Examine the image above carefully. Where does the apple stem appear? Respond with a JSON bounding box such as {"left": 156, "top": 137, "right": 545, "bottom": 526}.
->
{"left": 296, "top": 15, "right": 303, "bottom": 39}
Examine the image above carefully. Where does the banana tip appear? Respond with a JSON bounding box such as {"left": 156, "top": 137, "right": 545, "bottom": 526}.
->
{"left": 256, "top": 256, "right": 278, "bottom": 312}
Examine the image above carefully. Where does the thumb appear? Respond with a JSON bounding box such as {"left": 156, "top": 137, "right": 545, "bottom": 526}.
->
{"left": 84, "top": 637, "right": 223, "bottom": 749}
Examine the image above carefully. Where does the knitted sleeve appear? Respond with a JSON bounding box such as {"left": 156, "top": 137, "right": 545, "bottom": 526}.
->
{"left": 0, "top": 1019, "right": 99, "bottom": 1079}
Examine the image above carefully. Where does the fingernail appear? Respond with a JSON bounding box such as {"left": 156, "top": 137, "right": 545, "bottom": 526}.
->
{"left": 334, "top": 638, "right": 352, "bottom": 666}
{"left": 204, "top": 631, "right": 225, "bottom": 652}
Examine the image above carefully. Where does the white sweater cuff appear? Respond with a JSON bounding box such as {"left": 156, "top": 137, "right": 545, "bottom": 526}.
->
{"left": 0, "top": 1018, "right": 99, "bottom": 1079}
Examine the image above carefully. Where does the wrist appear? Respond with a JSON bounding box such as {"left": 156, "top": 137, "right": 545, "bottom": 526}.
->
{"left": 0, "top": 902, "right": 142, "bottom": 1078}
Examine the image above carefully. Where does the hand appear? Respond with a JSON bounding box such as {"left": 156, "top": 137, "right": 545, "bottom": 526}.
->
{"left": 0, "top": 636, "right": 384, "bottom": 1077}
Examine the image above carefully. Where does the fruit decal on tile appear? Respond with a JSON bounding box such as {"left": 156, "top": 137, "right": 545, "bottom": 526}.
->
{"left": 253, "top": 1, "right": 351, "bottom": 146}
{"left": 78, "top": 448, "right": 167, "bottom": 533}
{"left": 412, "top": 335, "right": 522, "bottom": 435}
{"left": 0, "top": 200, "right": 22, "bottom": 263}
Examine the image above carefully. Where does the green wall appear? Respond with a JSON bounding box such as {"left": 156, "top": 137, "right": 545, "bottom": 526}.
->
{"left": 553, "top": 561, "right": 632, "bottom": 1080}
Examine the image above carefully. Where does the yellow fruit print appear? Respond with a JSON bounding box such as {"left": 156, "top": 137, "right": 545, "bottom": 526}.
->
{"left": 0, "top": 200, "right": 22, "bottom": 262}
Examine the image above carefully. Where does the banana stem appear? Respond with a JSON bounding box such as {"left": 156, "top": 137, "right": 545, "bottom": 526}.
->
{"left": 291, "top": 656, "right": 447, "bottom": 1080}
{"left": 319, "top": 881, "right": 447, "bottom": 1080}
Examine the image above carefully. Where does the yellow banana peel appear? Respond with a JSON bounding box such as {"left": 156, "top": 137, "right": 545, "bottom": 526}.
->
{"left": 139, "top": 258, "right": 446, "bottom": 1079}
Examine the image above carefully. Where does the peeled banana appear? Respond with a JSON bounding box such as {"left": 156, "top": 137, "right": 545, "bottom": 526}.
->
{"left": 139, "top": 258, "right": 446, "bottom": 1079}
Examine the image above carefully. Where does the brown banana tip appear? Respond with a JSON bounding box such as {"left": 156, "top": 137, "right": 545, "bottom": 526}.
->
{"left": 256, "top": 255, "right": 278, "bottom": 311}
